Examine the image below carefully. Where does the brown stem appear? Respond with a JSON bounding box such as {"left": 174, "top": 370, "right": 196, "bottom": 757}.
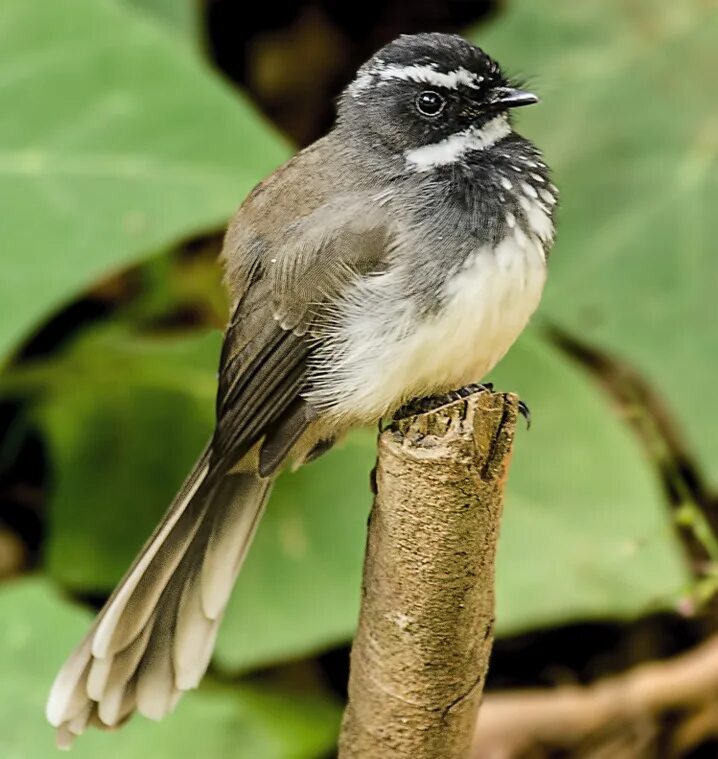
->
{"left": 473, "top": 635, "right": 718, "bottom": 757}
{"left": 339, "top": 389, "right": 520, "bottom": 759}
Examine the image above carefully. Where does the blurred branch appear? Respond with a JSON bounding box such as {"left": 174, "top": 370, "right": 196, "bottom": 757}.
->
{"left": 550, "top": 326, "right": 717, "bottom": 570}
{"left": 339, "top": 389, "right": 519, "bottom": 759}
{"left": 473, "top": 634, "right": 718, "bottom": 758}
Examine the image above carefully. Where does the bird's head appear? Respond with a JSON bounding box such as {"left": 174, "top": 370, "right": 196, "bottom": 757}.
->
{"left": 338, "top": 33, "right": 538, "bottom": 171}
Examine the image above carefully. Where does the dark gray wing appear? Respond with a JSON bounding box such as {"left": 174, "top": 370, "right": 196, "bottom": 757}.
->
{"left": 210, "top": 194, "right": 394, "bottom": 476}
{"left": 210, "top": 296, "right": 312, "bottom": 475}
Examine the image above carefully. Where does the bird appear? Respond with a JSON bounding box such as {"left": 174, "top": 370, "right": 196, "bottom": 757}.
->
{"left": 46, "top": 32, "right": 558, "bottom": 745}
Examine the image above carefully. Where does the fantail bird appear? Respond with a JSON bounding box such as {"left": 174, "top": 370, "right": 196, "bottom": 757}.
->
{"left": 47, "top": 32, "right": 557, "bottom": 744}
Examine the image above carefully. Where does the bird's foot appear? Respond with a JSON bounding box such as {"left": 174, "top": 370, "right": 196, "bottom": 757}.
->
{"left": 391, "top": 383, "right": 494, "bottom": 423}
{"left": 390, "top": 384, "right": 532, "bottom": 429}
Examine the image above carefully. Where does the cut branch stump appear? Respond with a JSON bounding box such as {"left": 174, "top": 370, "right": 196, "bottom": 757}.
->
{"left": 339, "top": 389, "right": 520, "bottom": 759}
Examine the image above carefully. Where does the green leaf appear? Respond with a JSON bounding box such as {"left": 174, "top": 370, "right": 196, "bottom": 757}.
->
{"left": 31, "top": 326, "right": 687, "bottom": 672}
{"left": 39, "top": 327, "right": 221, "bottom": 588}
{"left": 0, "top": 578, "right": 340, "bottom": 759}
{"left": 0, "top": 0, "right": 288, "bottom": 362}
{"left": 122, "top": 0, "right": 201, "bottom": 44}
{"left": 490, "top": 334, "right": 689, "bottom": 635}
{"left": 474, "top": 0, "right": 718, "bottom": 486}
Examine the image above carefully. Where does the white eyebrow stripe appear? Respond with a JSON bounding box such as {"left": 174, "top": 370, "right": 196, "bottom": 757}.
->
{"left": 404, "top": 115, "right": 511, "bottom": 171}
{"left": 348, "top": 70, "right": 375, "bottom": 97}
{"left": 376, "top": 64, "right": 483, "bottom": 90}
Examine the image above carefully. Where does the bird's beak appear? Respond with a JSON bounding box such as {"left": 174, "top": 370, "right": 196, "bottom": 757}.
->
{"left": 493, "top": 87, "right": 539, "bottom": 110}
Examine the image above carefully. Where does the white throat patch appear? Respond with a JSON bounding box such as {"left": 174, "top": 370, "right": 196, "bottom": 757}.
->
{"left": 405, "top": 115, "right": 512, "bottom": 171}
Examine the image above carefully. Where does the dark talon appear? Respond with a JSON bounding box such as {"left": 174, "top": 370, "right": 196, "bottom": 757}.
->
{"left": 304, "top": 436, "right": 337, "bottom": 464}
{"left": 391, "top": 382, "right": 494, "bottom": 422}
{"left": 518, "top": 400, "right": 531, "bottom": 430}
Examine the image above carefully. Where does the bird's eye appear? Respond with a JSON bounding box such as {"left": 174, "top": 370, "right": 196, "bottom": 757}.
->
{"left": 415, "top": 90, "right": 446, "bottom": 117}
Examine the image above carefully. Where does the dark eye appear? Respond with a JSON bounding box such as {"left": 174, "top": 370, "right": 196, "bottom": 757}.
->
{"left": 415, "top": 90, "right": 446, "bottom": 117}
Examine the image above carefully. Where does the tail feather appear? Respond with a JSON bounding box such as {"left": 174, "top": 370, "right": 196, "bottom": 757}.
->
{"left": 46, "top": 450, "right": 272, "bottom": 746}
{"left": 174, "top": 572, "right": 219, "bottom": 690}
{"left": 46, "top": 638, "right": 94, "bottom": 727}
{"left": 96, "top": 491, "right": 212, "bottom": 658}
{"left": 200, "top": 473, "right": 270, "bottom": 619}
{"left": 92, "top": 457, "right": 212, "bottom": 660}
{"left": 134, "top": 570, "right": 186, "bottom": 721}
{"left": 98, "top": 672, "right": 137, "bottom": 727}
{"left": 66, "top": 702, "right": 93, "bottom": 737}
{"left": 92, "top": 612, "right": 155, "bottom": 720}
{"left": 87, "top": 609, "right": 156, "bottom": 702}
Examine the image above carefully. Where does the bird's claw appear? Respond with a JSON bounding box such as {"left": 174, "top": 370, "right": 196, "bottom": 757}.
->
{"left": 518, "top": 399, "right": 531, "bottom": 430}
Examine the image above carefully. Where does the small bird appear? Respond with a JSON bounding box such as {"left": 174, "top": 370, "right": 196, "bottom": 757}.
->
{"left": 47, "top": 32, "right": 557, "bottom": 744}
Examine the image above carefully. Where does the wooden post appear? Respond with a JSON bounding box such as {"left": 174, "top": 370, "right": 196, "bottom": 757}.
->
{"left": 339, "top": 389, "right": 519, "bottom": 759}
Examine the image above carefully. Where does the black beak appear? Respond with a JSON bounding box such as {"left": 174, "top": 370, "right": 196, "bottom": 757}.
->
{"left": 493, "top": 87, "right": 539, "bottom": 110}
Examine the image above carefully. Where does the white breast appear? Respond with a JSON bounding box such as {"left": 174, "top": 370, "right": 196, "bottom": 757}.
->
{"left": 305, "top": 229, "right": 547, "bottom": 423}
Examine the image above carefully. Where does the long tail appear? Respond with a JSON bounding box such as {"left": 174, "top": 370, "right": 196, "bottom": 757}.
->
{"left": 46, "top": 448, "right": 272, "bottom": 747}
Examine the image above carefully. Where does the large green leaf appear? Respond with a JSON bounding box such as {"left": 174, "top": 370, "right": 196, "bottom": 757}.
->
{"left": 490, "top": 334, "right": 689, "bottom": 634}
{"left": 28, "top": 326, "right": 687, "bottom": 672}
{"left": 122, "top": 0, "right": 200, "bottom": 43}
{"left": 38, "top": 327, "right": 220, "bottom": 588}
{"left": 474, "top": 0, "right": 718, "bottom": 486}
{"left": 0, "top": 578, "right": 340, "bottom": 759}
{"left": 0, "top": 0, "right": 288, "bottom": 362}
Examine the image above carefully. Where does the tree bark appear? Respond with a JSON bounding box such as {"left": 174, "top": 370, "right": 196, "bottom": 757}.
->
{"left": 339, "top": 389, "right": 520, "bottom": 759}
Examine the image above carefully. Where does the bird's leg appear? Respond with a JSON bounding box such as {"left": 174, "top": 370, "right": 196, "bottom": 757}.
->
{"left": 391, "top": 383, "right": 494, "bottom": 422}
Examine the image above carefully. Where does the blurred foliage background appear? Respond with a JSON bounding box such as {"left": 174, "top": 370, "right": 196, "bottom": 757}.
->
{"left": 0, "top": 0, "right": 716, "bottom": 757}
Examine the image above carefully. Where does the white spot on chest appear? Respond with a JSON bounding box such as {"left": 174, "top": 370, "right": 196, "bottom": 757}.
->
{"left": 519, "top": 195, "right": 554, "bottom": 243}
{"left": 307, "top": 232, "right": 547, "bottom": 422}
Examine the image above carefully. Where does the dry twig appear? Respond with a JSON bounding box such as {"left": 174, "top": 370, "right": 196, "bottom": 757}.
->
{"left": 473, "top": 634, "right": 718, "bottom": 758}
